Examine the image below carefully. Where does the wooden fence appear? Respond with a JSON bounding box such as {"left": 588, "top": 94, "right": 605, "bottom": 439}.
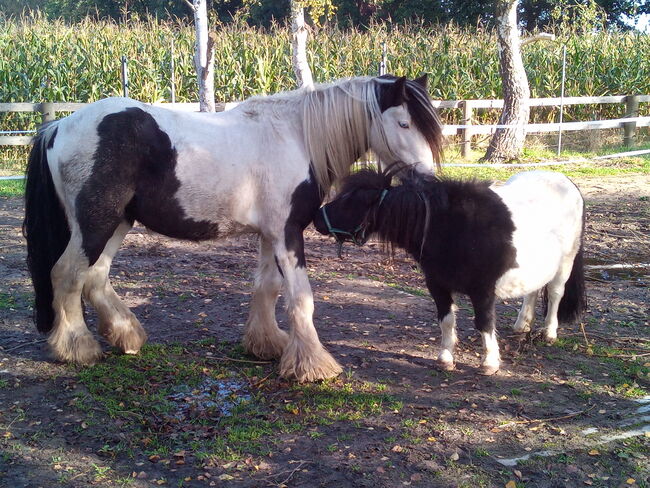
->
{"left": 1, "top": 96, "right": 649, "bottom": 157}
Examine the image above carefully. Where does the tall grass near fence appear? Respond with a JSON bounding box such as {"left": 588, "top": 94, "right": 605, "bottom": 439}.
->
{"left": 1, "top": 14, "right": 649, "bottom": 137}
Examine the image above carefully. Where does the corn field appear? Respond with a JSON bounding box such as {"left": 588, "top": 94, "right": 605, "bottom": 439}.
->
{"left": 1, "top": 14, "right": 649, "bottom": 132}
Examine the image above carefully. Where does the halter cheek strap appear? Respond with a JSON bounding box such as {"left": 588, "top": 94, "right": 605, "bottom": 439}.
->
{"left": 321, "top": 188, "right": 389, "bottom": 258}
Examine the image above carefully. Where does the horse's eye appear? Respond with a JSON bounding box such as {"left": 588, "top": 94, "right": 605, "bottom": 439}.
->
{"left": 398, "top": 121, "right": 410, "bottom": 129}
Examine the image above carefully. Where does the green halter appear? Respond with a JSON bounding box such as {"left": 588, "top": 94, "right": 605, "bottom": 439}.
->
{"left": 320, "top": 189, "right": 388, "bottom": 258}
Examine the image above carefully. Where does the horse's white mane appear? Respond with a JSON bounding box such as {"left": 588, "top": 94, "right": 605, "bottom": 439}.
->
{"left": 239, "top": 77, "right": 391, "bottom": 192}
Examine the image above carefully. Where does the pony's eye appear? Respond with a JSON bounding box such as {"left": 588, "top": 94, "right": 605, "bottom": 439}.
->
{"left": 398, "top": 121, "right": 410, "bottom": 129}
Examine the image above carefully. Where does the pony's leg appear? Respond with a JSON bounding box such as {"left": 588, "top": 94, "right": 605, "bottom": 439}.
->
{"left": 273, "top": 232, "right": 342, "bottom": 382}
{"left": 242, "top": 236, "right": 289, "bottom": 359}
{"left": 512, "top": 291, "right": 538, "bottom": 333}
{"left": 82, "top": 220, "right": 147, "bottom": 355}
{"left": 470, "top": 292, "right": 500, "bottom": 376}
{"left": 426, "top": 281, "right": 457, "bottom": 370}
{"left": 543, "top": 261, "right": 574, "bottom": 343}
{"left": 48, "top": 232, "right": 102, "bottom": 365}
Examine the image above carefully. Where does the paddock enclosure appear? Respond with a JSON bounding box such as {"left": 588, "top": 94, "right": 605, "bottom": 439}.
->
{"left": 0, "top": 171, "right": 648, "bottom": 486}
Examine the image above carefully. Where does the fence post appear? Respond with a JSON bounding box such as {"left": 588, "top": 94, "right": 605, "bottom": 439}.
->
{"left": 39, "top": 102, "right": 55, "bottom": 124}
{"left": 461, "top": 100, "right": 473, "bottom": 158}
{"left": 623, "top": 95, "right": 639, "bottom": 147}
{"left": 121, "top": 55, "right": 129, "bottom": 98}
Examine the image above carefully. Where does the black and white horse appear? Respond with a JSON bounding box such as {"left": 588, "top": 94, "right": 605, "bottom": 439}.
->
{"left": 23, "top": 75, "right": 443, "bottom": 382}
{"left": 314, "top": 167, "right": 586, "bottom": 375}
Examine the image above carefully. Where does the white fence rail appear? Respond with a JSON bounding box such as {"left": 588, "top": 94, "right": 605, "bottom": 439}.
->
{"left": 1, "top": 96, "right": 648, "bottom": 152}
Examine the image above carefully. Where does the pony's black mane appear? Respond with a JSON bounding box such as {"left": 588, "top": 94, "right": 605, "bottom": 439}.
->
{"left": 342, "top": 167, "right": 496, "bottom": 256}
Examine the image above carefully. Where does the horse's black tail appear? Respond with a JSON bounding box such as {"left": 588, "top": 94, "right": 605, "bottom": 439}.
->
{"left": 543, "top": 208, "right": 587, "bottom": 324}
{"left": 23, "top": 122, "right": 70, "bottom": 334}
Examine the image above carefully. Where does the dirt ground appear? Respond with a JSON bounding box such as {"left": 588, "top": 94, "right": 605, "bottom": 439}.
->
{"left": 0, "top": 173, "right": 648, "bottom": 488}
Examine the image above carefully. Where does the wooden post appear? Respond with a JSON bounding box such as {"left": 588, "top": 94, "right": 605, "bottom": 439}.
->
{"left": 623, "top": 95, "right": 639, "bottom": 147}
{"left": 39, "top": 102, "right": 55, "bottom": 123}
{"left": 461, "top": 100, "right": 473, "bottom": 158}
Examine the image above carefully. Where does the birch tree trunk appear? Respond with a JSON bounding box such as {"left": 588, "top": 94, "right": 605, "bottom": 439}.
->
{"left": 482, "top": 0, "right": 530, "bottom": 162}
{"left": 290, "top": 1, "right": 314, "bottom": 89}
{"left": 187, "top": 0, "right": 215, "bottom": 112}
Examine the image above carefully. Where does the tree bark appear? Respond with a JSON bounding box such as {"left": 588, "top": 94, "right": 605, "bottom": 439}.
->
{"left": 291, "top": 1, "right": 314, "bottom": 89}
{"left": 482, "top": 0, "right": 530, "bottom": 162}
{"left": 187, "top": 0, "right": 215, "bottom": 112}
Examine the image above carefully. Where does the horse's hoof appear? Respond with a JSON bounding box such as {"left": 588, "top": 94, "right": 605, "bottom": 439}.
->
{"left": 479, "top": 364, "right": 499, "bottom": 376}
{"left": 437, "top": 360, "right": 455, "bottom": 372}
{"left": 545, "top": 335, "right": 557, "bottom": 345}
{"left": 279, "top": 342, "right": 343, "bottom": 382}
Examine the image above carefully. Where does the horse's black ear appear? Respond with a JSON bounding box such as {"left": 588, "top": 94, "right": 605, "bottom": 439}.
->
{"left": 379, "top": 76, "right": 407, "bottom": 111}
{"left": 413, "top": 74, "right": 428, "bottom": 89}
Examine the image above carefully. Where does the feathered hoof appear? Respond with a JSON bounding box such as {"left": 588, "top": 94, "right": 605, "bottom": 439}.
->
{"left": 242, "top": 327, "right": 290, "bottom": 360}
{"left": 436, "top": 359, "right": 455, "bottom": 372}
{"left": 100, "top": 316, "right": 147, "bottom": 355}
{"left": 49, "top": 329, "right": 103, "bottom": 366}
{"left": 279, "top": 343, "right": 343, "bottom": 382}
{"left": 479, "top": 364, "right": 499, "bottom": 376}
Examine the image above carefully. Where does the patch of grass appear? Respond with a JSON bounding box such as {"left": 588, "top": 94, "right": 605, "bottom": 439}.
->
{"left": 76, "top": 342, "right": 399, "bottom": 463}
{"left": 440, "top": 156, "right": 650, "bottom": 182}
{"left": 553, "top": 337, "right": 649, "bottom": 398}
{"left": 291, "top": 378, "right": 396, "bottom": 422}
{"left": 0, "top": 379, "right": 9, "bottom": 389}
{"left": 0, "top": 293, "right": 16, "bottom": 310}
{"left": 0, "top": 179, "right": 24, "bottom": 197}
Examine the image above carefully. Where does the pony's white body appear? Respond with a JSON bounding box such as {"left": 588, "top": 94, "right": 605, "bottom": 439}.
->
{"left": 25, "top": 76, "right": 442, "bottom": 382}
{"left": 493, "top": 171, "right": 583, "bottom": 300}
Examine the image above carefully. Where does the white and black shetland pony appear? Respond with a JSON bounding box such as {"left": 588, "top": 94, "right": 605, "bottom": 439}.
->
{"left": 313, "top": 166, "right": 586, "bottom": 375}
{"left": 23, "top": 75, "right": 443, "bottom": 382}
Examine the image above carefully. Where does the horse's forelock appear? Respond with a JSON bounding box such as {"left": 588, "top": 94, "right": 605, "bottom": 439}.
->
{"left": 403, "top": 80, "right": 444, "bottom": 170}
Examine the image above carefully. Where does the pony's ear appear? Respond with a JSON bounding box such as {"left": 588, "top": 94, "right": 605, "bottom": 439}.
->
{"left": 379, "top": 76, "right": 407, "bottom": 111}
{"left": 413, "top": 73, "right": 428, "bottom": 89}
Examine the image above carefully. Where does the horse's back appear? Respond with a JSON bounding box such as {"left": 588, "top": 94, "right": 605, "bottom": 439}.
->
{"left": 492, "top": 171, "right": 583, "bottom": 298}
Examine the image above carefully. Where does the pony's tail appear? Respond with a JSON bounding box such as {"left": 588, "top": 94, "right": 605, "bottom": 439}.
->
{"left": 23, "top": 122, "right": 70, "bottom": 334}
{"left": 543, "top": 210, "right": 587, "bottom": 324}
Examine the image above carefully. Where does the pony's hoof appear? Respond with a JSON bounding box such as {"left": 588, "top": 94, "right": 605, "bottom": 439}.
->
{"left": 545, "top": 335, "right": 557, "bottom": 345}
{"left": 437, "top": 360, "right": 455, "bottom": 372}
{"left": 479, "top": 364, "right": 499, "bottom": 376}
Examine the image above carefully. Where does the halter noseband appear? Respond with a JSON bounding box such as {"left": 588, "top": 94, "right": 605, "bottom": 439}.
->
{"left": 321, "top": 188, "right": 388, "bottom": 258}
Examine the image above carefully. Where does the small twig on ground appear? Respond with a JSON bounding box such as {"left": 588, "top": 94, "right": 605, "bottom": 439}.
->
{"left": 265, "top": 460, "right": 312, "bottom": 487}
{"left": 501, "top": 404, "right": 596, "bottom": 428}
{"left": 210, "top": 356, "right": 273, "bottom": 365}
{"left": 580, "top": 323, "right": 590, "bottom": 350}
{"left": 0, "top": 338, "right": 47, "bottom": 353}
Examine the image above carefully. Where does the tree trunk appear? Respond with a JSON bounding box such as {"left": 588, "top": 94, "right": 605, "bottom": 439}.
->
{"left": 291, "top": 1, "right": 314, "bottom": 89}
{"left": 189, "top": 0, "right": 215, "bottom": 112}
{"left": 482, "top": 0, "right": 530, "bottom": 162}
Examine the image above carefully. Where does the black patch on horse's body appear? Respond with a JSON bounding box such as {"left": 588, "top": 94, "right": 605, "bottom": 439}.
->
{"left": 76, "top": 107, "right": 220, "bottom": 265}
{"left": 284, "top": 167, "right": 322, "bottom": 268}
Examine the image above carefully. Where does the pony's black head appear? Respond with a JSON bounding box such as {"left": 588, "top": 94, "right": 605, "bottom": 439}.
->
{"left": 374, "top": 74, "right": 443, "bottom": 169}
{"left": 313, "top": 165, "right": 401, "bottom": 254}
